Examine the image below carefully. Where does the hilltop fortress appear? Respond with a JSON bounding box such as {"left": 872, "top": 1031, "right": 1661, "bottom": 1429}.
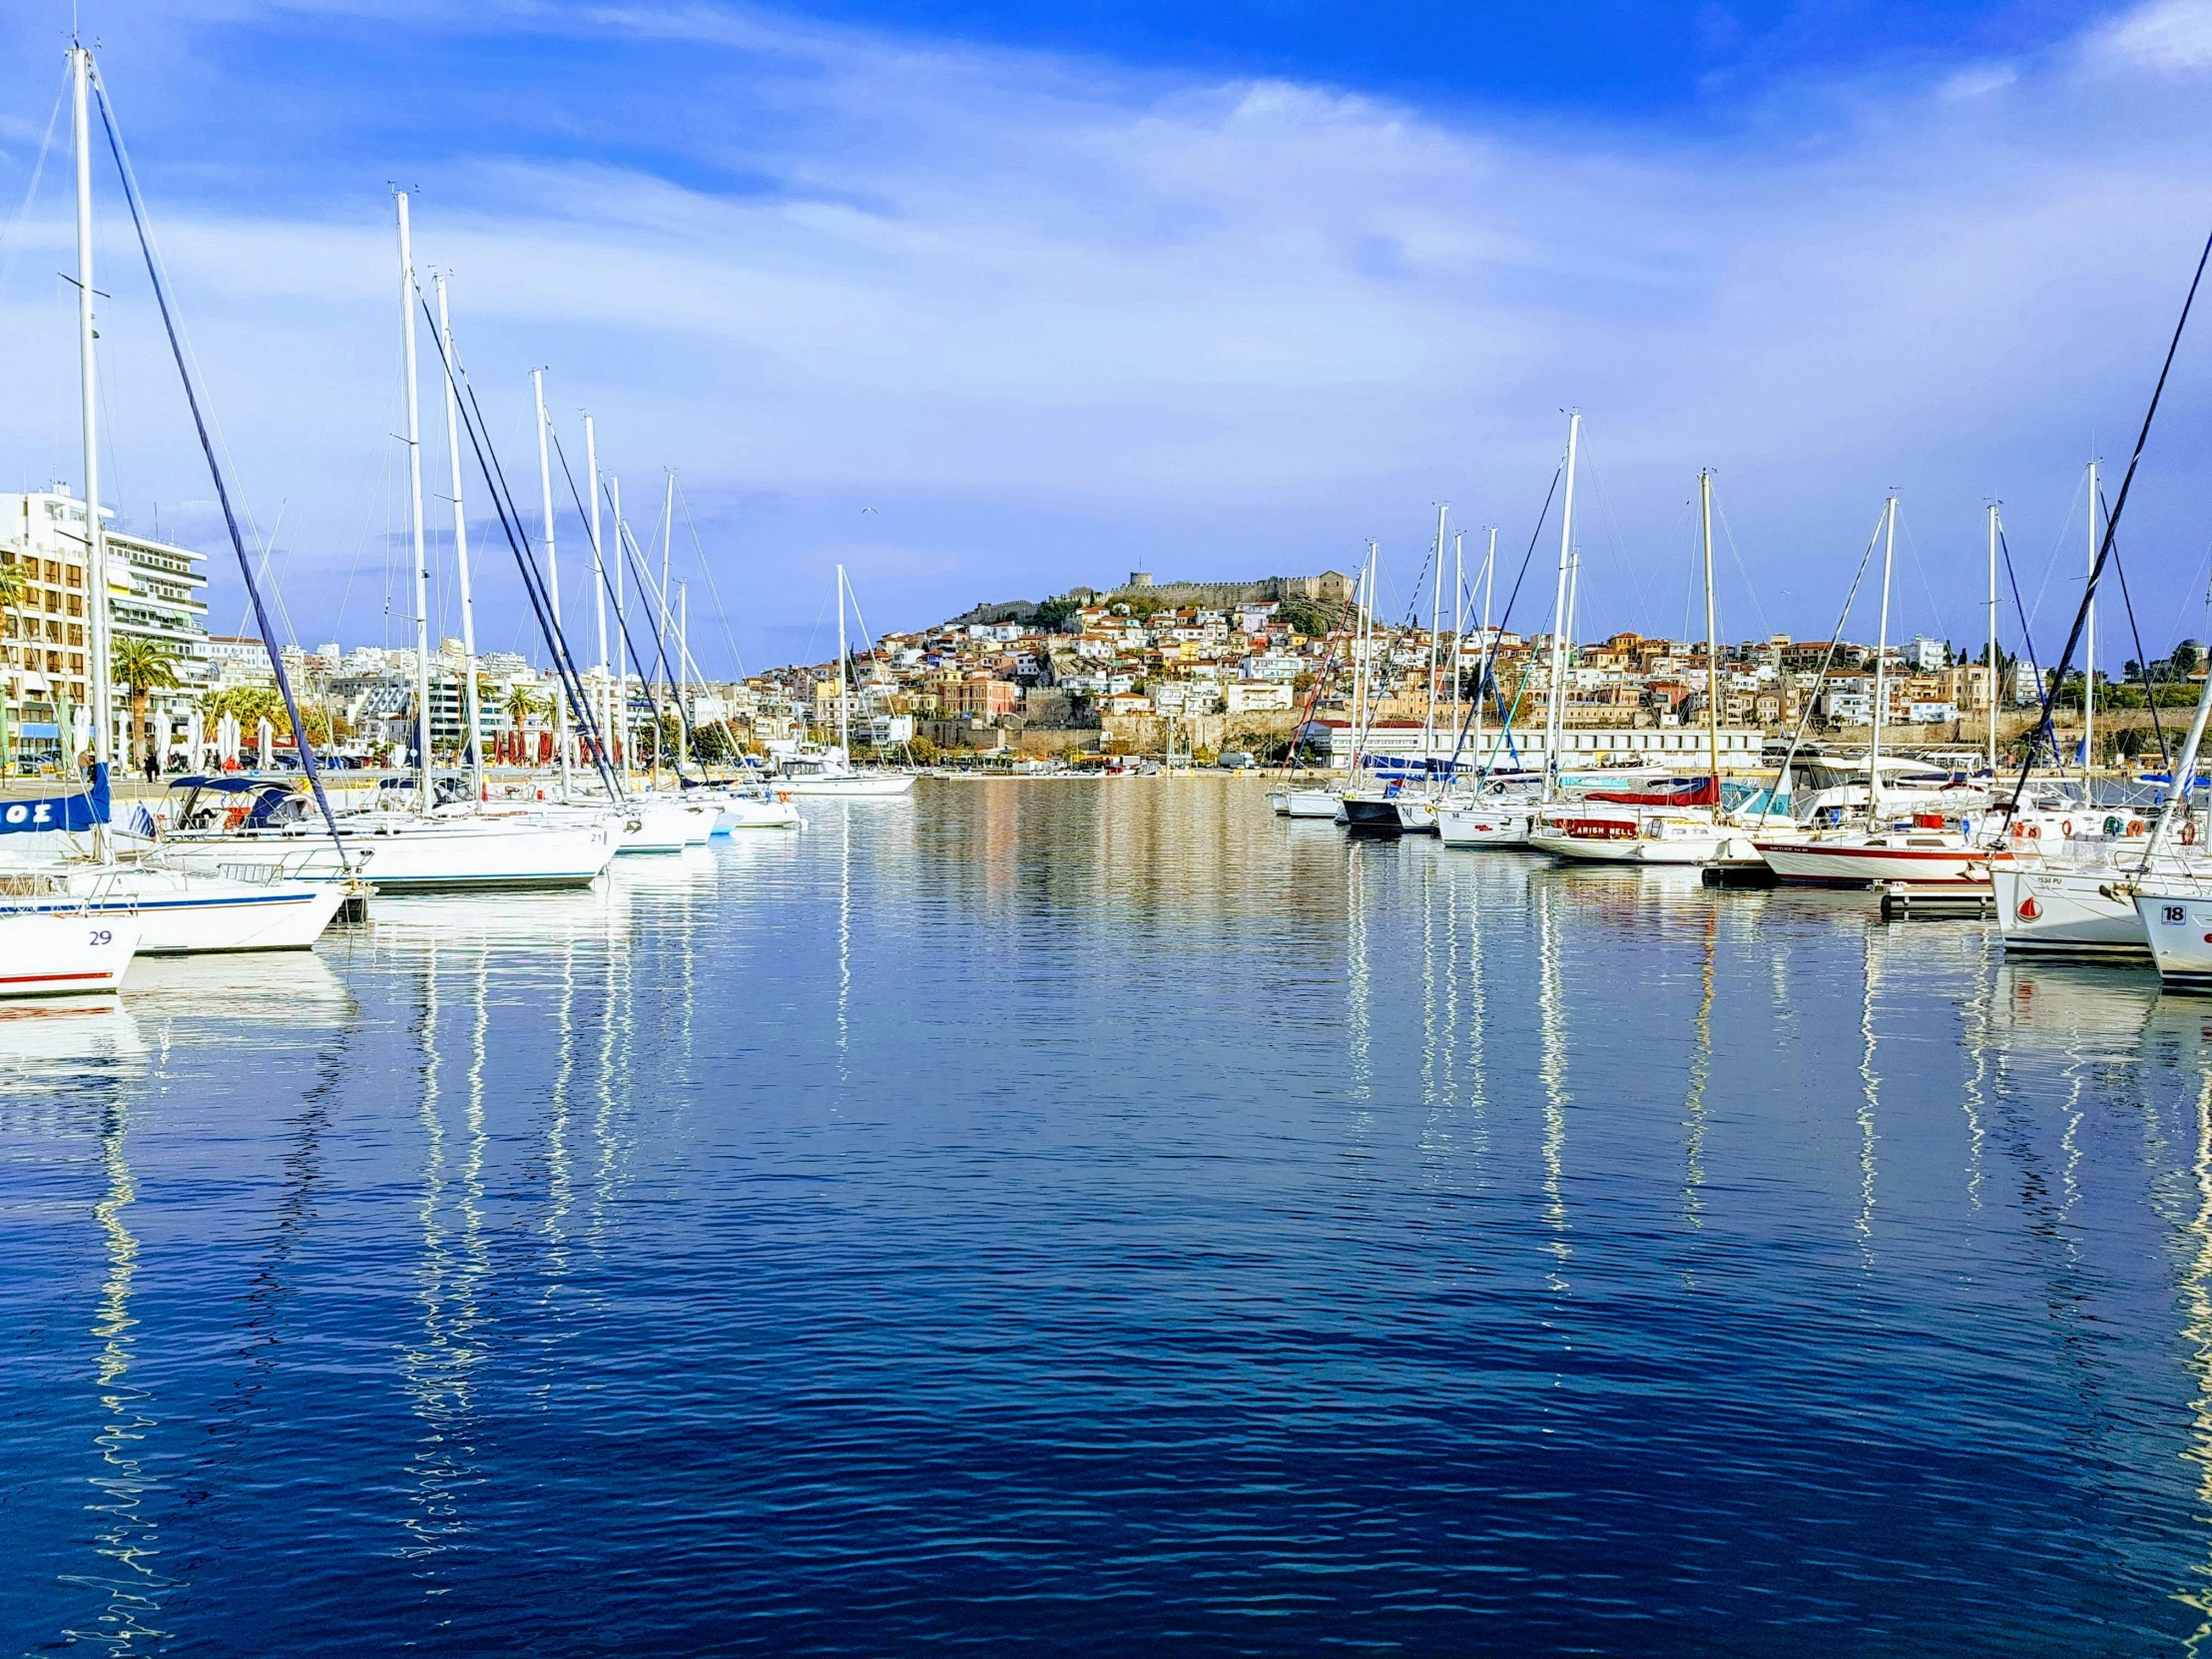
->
{"left": 949, "top": 570, "right": 1355, "bottom": 627}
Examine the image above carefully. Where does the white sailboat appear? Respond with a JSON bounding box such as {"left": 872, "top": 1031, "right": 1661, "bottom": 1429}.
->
{"left": 15, "top": 47, "right": 345, "bottom": 953}
{"left": 776, "top": 566, "right": 915, "bottom": 798}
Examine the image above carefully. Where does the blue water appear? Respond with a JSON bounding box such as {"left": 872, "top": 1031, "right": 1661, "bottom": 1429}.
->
{"left": 5, "top": 779, "right": 2212, "bottom": 1654}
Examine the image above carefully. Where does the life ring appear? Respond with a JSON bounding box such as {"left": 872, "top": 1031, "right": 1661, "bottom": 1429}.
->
{"left": 2128, "top": 819, "right": 2145, "bottom": 837}
{"left": 2061, "top": 819, "right": 2074, "bottom": 838}
{"left": 2186, "top": 823, "right": 2200, "bottom": 846}
{"left": 2025, "top": 823, "right": 2041, "bottom": 838}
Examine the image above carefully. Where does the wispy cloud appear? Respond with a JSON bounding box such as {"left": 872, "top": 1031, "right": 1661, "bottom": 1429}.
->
{"left": 2, "top": 0, "right": 2210, "bottom": 668}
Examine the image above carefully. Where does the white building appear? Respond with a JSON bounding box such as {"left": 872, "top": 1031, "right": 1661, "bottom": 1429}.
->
{"left": 0, "top": 488, "right": 211, "bottom": 754}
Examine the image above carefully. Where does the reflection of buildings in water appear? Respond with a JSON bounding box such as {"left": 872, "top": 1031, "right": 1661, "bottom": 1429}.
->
{"left": 1535, "top": 876, "right": 1571, "bottom": 1286}
{"left": 63, "top": 1095, "right": 173, "bottom": 1650}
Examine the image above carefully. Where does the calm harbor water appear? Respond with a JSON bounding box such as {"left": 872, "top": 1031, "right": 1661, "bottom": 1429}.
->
{"left": 5, "top": 777, "right": 2212, "bottom": 1654}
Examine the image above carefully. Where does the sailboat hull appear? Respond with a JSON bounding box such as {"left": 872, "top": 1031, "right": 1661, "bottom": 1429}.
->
{"left": 1994, "top": 866, "right": 2148, "bottom": 957}
{"left": 0, "top": 907, "right": 141, "bottom": 996}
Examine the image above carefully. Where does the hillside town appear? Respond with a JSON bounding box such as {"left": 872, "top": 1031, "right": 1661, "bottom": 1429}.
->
{"left": 0, "top": 491, "right": 2184, "bottom": 774}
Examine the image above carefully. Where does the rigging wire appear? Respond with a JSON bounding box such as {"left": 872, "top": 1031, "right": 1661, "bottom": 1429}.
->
{"left": 2007, "top": 218, "right": 2212, "bottom": 815}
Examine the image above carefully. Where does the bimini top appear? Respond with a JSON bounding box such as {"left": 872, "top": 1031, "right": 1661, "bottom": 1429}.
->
{"left": 170, "top": 773, "right": 301, "bottom": 794}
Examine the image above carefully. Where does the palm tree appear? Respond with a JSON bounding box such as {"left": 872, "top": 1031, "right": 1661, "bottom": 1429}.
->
{"left": 503, "top": 683, "right": 545, "bottom": 763}
{"left": 111, "top": 636, "right": 181, "bottom": 773}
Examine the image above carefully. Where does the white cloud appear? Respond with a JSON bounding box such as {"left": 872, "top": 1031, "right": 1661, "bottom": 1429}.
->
{"left": 2088, "top": 0, "right": 2212, "bottom": 70}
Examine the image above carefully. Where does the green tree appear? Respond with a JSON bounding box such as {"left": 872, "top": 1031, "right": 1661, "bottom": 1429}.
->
{"left": 112, "top": 636, "right": 182, "bottom": 771}
{"left": 1035, "top": 596, "right": 1080, "bottom": 631}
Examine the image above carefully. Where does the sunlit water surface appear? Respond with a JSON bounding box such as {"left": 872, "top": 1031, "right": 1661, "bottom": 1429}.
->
{"left": 5, "top": 779, "right": 2212, "bottom": 1654}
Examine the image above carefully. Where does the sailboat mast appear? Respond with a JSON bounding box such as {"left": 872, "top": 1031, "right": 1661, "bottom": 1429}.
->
{"left": 70, "top": 44, "right": 114, "bottom": 849}
{"left": 1423, "top": 503, "right": 1445, "bottom": 765}
{"left": 678, "top": 582, "right": 689, "bottom": 773}
{"left": 1870, "top": 494, "right": 1897, "bottom": 814}
{"left": 1985, "top": 502, "right": 1999, "bottom": 780}
{"left": 394, "top": 192, "right": 432, "bottom": 807}
{"left": 2085, "top": 458, "right": 2099, "bottom": 776}
{"left": 1475, "top": 527, "right": 1495, "bottom": 774}
{"left": 835, "top": 564, "right": 851, "bottom": 758}
{"left": 1450, "top": 528, "right": 1464, "bottom": 754}
{"left": 611, "top": 473, "right": 628, "bottom": 790}
{"left": 1700, "top": 469, "right": 1720, "bottom": 791}
{"left": 1546, "top": 412, "right": 1580, "bottom": 800}
{"left": 585, "top": 414, "right": 609, "bottom": 788}
{"left": 534, "top": 369, "right": 572, "bottom": 798}
{"left": 434, "top": 275, "right": 483, "bottom": 806}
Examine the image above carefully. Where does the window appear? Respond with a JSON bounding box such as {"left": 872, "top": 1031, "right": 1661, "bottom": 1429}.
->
{"left": 69, "top": 654, "right": 83, "bottom": 673}
{"left": 66, "top": 595, "right": 80, "bottom": 617}
{"left": 65, "top": 567, "right": 81, "bottom": 589}
{"left": 67, "top": 626, "right": 82, "bottom": 647}
{"left": 43, "top": 561, "right": 59, "bottom": 583}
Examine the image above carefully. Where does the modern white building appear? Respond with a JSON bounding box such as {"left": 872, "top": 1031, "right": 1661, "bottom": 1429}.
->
{"left": 0, "top": 488, "right": 211, "bottom": 758}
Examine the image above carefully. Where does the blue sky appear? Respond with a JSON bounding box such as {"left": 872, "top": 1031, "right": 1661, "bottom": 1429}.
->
{"left": 3, "top": 0, "right": 2212, "bottom": 674}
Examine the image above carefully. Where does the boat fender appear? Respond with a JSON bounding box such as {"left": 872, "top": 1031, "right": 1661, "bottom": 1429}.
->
{"left": 2187, "top": 823, "right": 2200, "bottom": 846}
{"left": 2060, "top": 819, "right": 2074, "bottom": 838}
{"left": 2127, "top": 819, "right": 2145, "bottom": 837}
{"left": 2104, "top": 816, "right": 2125, "bottom": 837}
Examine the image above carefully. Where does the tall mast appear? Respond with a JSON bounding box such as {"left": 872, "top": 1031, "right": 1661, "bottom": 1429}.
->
{"left": 585, "top": 414, "right": 609, "bottom": 790}
{"left": 1545, "top": 412, "right": 1580, "bottom": 800}
{"left": 534, "top": 369, "right": 571, "bottom": 799}
{"left": 659, "top": 470, "right": 675, "bottom": 707}
{"left": 1700, "top": 469, "right": 1721, "bottom": 792}
{"left": 1450, "top": 528, "right": 1464, "bottom": 755}
{"left": 677, "top": 582, "right": 689, "bottom": 774}
{"left": 1870, "top": 493, "right": 1898, "bottom": 814}
{"left": 395, "top": 192, "right": 431, "bottom": 808}
{"left": 611, "top": 473, "right": 628, "bottom": 790}
{"left": 1474, "top": 526, "right": 1495, "bottom": 777}
{"left": 1985, "top": 502, "right": 1999, "bottom": 779}
{"left": 70, "top": 43, "right": 114, "bottom": 852}
{"left": 434, "top": 275, "right": 483, "bottom": 806}
{"left": 835, "top": 564, "right": 851, "bottom": 758}
{"left": 1423, "top": 503, "right": 1446, "bottom": 766}
{"left": 1349, "top": 541, "right": 1376, "bottom": 782}
{"left": 2085, "top": 458, "right": 2099, "bottom": 777}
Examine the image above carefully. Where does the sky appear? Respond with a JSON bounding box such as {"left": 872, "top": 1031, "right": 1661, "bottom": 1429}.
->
{"left": 3, "top": 0, "right": 2212, "bottom": 676}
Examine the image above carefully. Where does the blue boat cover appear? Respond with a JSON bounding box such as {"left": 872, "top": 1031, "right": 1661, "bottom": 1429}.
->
{"left": 0, "top": 763, "right": 108, "bottom": 833}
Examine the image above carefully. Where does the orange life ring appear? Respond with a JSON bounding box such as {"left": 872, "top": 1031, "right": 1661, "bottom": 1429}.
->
{"left": 2060, "top": 819, "right": 2074, "bottom": 838}
{"left": 2025, "top": 823, "right": 2041, "bottom": 838}
{"left": 2128, "top": 820, "right": 2146, "bottom": 837}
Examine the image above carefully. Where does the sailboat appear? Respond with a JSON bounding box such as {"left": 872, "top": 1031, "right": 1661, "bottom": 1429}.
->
{"left": 774, "top": 566, "right": 915, "bottom": 798}
{"left": 1751, "top": 496, "right": 1994, "bottom": 887}
{"left": 11, "top": 45, "right": 347, "bottom": 951}
{"left": 154, "top": 195, "right": 620, "bottom": 891}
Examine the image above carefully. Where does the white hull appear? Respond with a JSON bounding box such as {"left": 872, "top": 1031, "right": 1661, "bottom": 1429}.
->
{"left": 1272, "top": 788, "right": 1343, "bottom": 820}
{"left": 1993, "top": 866, "right": 2147, "bottom": 958}
{"left": 1436, "top": 806, "right": 1534, "bottom": 846}
{"left": 712, "top": 797, "right": 804, "bottom": 831}
{"left": 2136, "top": 887, "right": 2212, "bottom": 987}
{"left": 1392, "top": 798, "right": 1440, "bottom": 832}
{"left": 102, "top": 867, "right": 344, "bottom": 953}
{"left": 0, "top": 905, "right": 141, "bottom": 996}
{"left": 1755, "top": 839, "right": 1993, "bottom": 887}
{"left": 339, "top": 816, "right": 618, "bottom": 889}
